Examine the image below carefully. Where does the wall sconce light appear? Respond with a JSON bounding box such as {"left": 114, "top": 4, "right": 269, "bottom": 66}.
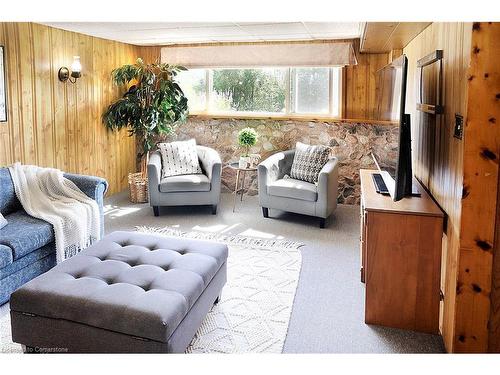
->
{"left": 58, "top": 56, "right": 82, "bottom": 83}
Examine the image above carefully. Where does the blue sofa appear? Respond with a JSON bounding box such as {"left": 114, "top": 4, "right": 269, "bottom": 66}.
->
{"left": 0, "top": 167, "right": 108, "bottom": 305}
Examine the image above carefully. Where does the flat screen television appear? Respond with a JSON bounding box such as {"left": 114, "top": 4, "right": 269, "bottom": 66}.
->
{"left": 372, "top": 54, "right": 418, "bottom": 201}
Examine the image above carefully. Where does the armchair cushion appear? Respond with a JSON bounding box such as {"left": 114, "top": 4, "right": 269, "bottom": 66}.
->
{"left": 196, "top": 146, "right": 222, "bottom": 182}
{"left": 160, "top": 174, "right": 211, "bottom": 193}
{"left": 268, "top": 178, "right": 318, "bottom": 202}
{"left": 290, "top": 142, "right": 331, "bottom": 184}
{"left": 258, "top": 150, "right": 295, "bottom": 187}
{"left": 158, "top": 139, "right": 202, "bottom": 178}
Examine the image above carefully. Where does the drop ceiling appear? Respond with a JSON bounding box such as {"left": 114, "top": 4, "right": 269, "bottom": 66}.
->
{"left": 360, "top": 22, "right": 431, "bottom": 52}
{"left": 42, "top": 22, "right": 363, "bottom": 46}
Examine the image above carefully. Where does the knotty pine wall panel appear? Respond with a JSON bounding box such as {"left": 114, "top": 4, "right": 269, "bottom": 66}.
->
{"left": 344, "top": 51, "right": 389, "bottom": 119}
{"left": 136, "top": 46, "right": 161, "bottom": 64}
{"left": 492, "top": 166, "right": 500, "bottom": 352}
{"left": 403, "top": 22, "right": 472, "bottom": 352}
{"left": 458, "top": 22, "right": 500, "bottom": 353}
{"left": 0, "top": 22, "right": 138, "bottom": 195}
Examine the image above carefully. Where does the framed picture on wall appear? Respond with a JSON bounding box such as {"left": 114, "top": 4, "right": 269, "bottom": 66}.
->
{"left": 0, "top": 45, "right": 6, "bottom": 122}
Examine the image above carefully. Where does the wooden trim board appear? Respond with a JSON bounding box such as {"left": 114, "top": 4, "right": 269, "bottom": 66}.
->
{"left": 455, "top": 22, "right": 500, "bottom": 353}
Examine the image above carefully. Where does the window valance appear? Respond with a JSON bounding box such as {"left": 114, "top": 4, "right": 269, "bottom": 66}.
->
{"left": 161, "top": 41, "right": 357, "bottom": 68}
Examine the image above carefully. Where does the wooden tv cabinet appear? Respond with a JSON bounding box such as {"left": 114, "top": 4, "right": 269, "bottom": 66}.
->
{"left": 360, "top": 169, "right": 444, "bottom": 334}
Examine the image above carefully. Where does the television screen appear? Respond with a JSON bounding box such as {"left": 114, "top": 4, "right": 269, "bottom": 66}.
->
{"left": 372, "top": 55, "right": 414, "bottom": 201}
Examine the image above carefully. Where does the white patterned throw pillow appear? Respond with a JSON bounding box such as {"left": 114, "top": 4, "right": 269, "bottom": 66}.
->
{"left": 158, "top": 139, "right": 203, "bottom": 178}
{"left": 289, "top": 142, "right": 331, "bottom": 184}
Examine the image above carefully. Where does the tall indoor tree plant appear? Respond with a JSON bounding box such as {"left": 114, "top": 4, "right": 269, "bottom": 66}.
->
{"left": 102, "top": 58, "right": 189, "bottom": 203}
{"left": 102, "top": 58, "right": 189, "bottom": 178}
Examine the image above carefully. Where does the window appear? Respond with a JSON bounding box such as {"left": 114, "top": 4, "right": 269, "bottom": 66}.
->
{"left": 212, "top": 68, "right": 286, "bottom": 113}
{"left": 177, "top": 67, "right": 342, "bottom": 118}
{"left": 291, "top": 67, "right": 330, "bottom": 114}
{"left": 176, "top": 68, "right": 207, "bottom": 112}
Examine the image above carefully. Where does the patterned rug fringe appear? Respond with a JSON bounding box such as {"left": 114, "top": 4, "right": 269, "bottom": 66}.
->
{"left": 136, "top": 226, "right": 304, "bottom": 250}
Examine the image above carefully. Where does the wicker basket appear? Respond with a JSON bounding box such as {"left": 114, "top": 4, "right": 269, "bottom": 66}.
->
{"left": 128, "top": 172, "right": 148, "bottom": 203}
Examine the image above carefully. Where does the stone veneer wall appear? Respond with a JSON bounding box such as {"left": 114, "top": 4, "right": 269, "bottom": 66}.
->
{"left": 157, "top": 118, "right": 398, "bottom": 205}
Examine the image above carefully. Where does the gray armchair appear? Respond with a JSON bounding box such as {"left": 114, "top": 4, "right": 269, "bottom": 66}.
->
{"left": 258, "top": 150, "right": 339, "bottom": 228}
{"left": 147, "top": 146, "right": 222, "bottom": 216}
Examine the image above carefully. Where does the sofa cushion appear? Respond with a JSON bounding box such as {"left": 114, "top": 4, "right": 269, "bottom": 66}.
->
{"left": 10, "top": 231, "right": 228, "bottom": 343}
{"left": 0, "top": 168, "right": 21, "bottom": 216}
{"left": 268, "top": 178, "right": 318, "bottom": 202}
{"left": 0, "top": 211, "right": 54, "bottom": 261}
{"left": 0, "top": 244, "right": 56, "bottom": 305}
{"left": 0, "top": 243, "right": 55, "bottom": 279}
{"left": 160, "top": 174, "right": 211, "bottom": 193}
{"left": 0, "top": 244, "right": 13, "bottom": 269}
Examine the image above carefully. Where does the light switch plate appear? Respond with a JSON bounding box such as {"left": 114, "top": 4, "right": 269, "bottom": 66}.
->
{"left": 454, "top": 114, "right": 463, "bottom": 140}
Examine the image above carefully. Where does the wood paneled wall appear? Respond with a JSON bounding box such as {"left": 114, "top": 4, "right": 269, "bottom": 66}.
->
{"left": 136, "top": 46, "right": 161, "bottom": 64}
{"left": 0, "top": 23, "right": 138, "bottom": 195}
{"left": 404, "top": 23, "right": 472, "bottom": 352}
{"left": 344, "top": 48, "right": 389, "bottom": 119}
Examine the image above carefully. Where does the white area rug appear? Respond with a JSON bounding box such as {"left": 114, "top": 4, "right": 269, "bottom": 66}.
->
{"left": 0, "top": 226, "right": 302, "bottom": 354}
{"left": 0, "top": 303, "right": 18, "bottom": 353}
{"left": 138, "top": 226, "right": 303, "bottom": 353}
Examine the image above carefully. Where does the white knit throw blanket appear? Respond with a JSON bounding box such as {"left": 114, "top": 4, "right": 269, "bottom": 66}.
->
{"left": 8, "top": 163, "right": 101, "bottom": 263}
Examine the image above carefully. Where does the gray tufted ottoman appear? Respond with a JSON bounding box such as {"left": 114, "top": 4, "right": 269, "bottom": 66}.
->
{"left": 10, "top": 231, "right": 228, "bottom": 353}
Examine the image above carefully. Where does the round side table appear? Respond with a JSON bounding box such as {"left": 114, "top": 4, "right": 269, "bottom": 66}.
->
{"left": 228, "top": 162, "right": 258, "bottom": 212}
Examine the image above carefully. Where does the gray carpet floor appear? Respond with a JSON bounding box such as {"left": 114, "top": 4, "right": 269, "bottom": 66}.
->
{"left": 104, "top": 191, "right": 445, "bottom": 353}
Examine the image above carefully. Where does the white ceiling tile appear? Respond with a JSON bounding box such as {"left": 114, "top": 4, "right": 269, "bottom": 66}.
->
{"left": 41, "top": 22, "right": 362, "bottom": 46}
{"left": 303, "top": 22, "right": 361, "bottom": 35}
{"left": 211, "top": 35, "right": 263, "bottom": 42}
{"left": 174, "top": 26, "right": 248, "bottom": 37}
{"left": 130, "top": 22, "right": 234, "bottom": 29}
{"left": 257, "top": 34, "right": 313, "bottom": 41}
{"left": 120, "top": 26, "right": 247, "bottom": 39}
{"left": 45, "top": 22, "right": 235, "bottom": 32}
{"left": 237, "top": 22, "right": 308, "bottom": 36}
{"left": 310, "top": 32, "right": 360, "bottom": 40}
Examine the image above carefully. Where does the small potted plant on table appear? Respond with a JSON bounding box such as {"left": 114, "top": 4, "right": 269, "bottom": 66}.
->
{"left": 237, "top": 128, "right": 259, "bottom": 168}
